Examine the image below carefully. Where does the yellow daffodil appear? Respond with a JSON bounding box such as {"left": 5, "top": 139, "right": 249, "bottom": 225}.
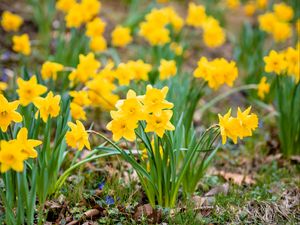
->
{"left": 85, "top": 17, "right": 106, "bottom": 38}
{"left": 272, "top": 21, "right": 292, "bottom": 43}
{"left": 257, "top": 77, "right": 270, "bottom": 99}
{"left": 258, "top": 12, "right": 277, "bottom": 33}
{"left": 142, "top": 85, "right": 173, "bottom": 116}
{"left": 226, "top": 0, "right": 240, "bottom": 10}
{"left": 264, "top": 50, "right": 287, "bottom": 75}
{"left": 16, "top": 127, "right": 42, "bottom": 159}
{"left": 66, "top": 120, "right": 90, "bottom": 150}
{"left": 0, "top": 140, "right": 27, "bottom": 173}
{"left": 80, "top": 0, "right": 101, "bottom": 23}
{"left": 159, "top": 59, "right": 177, "bottom": 80}
{"left": 90, "top": 36, "right": 107, "bottom": 52}
{"left": 12, "top": 34, "right": 31, "bottom": 56}
{"left": 145, "top": 110, "right": 175, "bottom": 137}
{"left": 236, "top": 107, "right": 258, "bottom": 138}
{"left": 218, "top": 109, "right": 240, "bottom": 144}
{"left": 17, "top": 76, "right": 47, "bottom": 106}
{"left": 1, "top": 11, "right": 23, "bottom": 32}
{"left": 34, "top": 91, "right": 61, "bottom": 122}
{"left": 69, "top": 90, "right": 91, "bottom": 106}
{"left": 256, "top": 0, "right": 268, "bottom": 9}
{"left": 65, "top": 3, "right": 84, "bottom": 28}
{"left": 127, "top": 60, "right": 152, "bottom": 81}
{"left": 70, "top": 102, "right": 87, "bottom": 121}
{"left": 202, "top": 17, "right": 226, "bottom": 48}
{"left": 41, "top": 61, "right": 64, "bottom": 80}
{"left": 106, "top": 117, "right": 138, "bottom": 142}
{"left": 111, "top": 26, "right": 132, "bottom": 48}
{"left": 273, "top": 3, "right": 294, "bottom": 22}
{"left": 56, "top": 0, "right": 76, "bottom": 13}
{"left": 115, "top": 63, "right": 135, "bottom": 86}
{"left": 0, "top": 95, "right": 22, "bottom": 132}
{"left": 186, "top": 3, "right": 206, "bottom": 27}
{"left": 244, "top": 2, "right": 256, "bottom": 17}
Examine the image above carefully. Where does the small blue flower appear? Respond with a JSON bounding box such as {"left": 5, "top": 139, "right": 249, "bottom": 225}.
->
{"left": 98, "top": 181, "right": 105, "bottom": 190}
{"left": 105, "top": 196, "right": 115, "bottom": 205}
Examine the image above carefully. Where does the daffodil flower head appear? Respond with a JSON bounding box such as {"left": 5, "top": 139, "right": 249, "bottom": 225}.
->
{"left": 0, "top": 94, "right": 22, "bottom": 132}
{"left": 142, "top": 85, "right": 173, "bottom": 116}
{"left": 17, "top": 76, "right": 47, "bottom": 106}
{"left": 66, "top": 120, "right": 91, "bottom": 151}
{"left": 145, "top": 110, "right": 175, "bottom": 137}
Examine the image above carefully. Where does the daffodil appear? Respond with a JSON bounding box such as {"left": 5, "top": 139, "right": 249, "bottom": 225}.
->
{"left": 86, "top": 17, "right": 106, "bottom": 38}
{"left": 111, "top": 26, "right": 132, "bottom": 48}
{"left": 264, "top": 50, "right": 287, "bottom": 74}
{"left": 0, "top": 94, "right": 22, "bottom": 132}
{"left": 70, "top": 102, "right": 87, "bottom": 121}
{"left": 17, "top": 76, "right": 47, "bottom": 106}
{"left": 127, "top": 60, "right": 152, "bottom": 81}
{"left": 186, "top": 3, "right": 206, "bottom": 27}
{"left": 218, "top": 109, "right": 240, "bottom": 144}
{"left": 115, "top": 63, "right": 135, "bottom": 86}
{"left": 145, "top": 110, "right": 175, "bottom": 137}
{"left": 34, "top": 91, "right": 61, "bottom": 122}
{"left": 142, "top": 85, "right": 173, "bottom": 116}
{"left": 159, "top": 59, "right": 177, "bottom": 80}
{"left": 257, "top": 77, "right": 270, "bottom": 99}
{"left": 236, "top": 107, "right": 258, "bottom": 138}
{"left": 69, "top": 90, "right": 91, "bottom": 106}
{"left": 0, "top": 82, "right": 7, "bottom": 94}
{"left": 66, "top": 120, "right": 90, "bottom": 150}
{"left": 56, "top": 0, "right": 76, "bottom": 13}
{"left": 41, "top": 61, "right": 64, "bottom": 80}
{"left": 273, "top": 3, "right": 294, "bottom": 22}
{"left": 106, "top": 117, "right": 138, "bottom": 142}
{"left": 1, "top": 11, "right": 23, "bottom": 32}
{"left": 0, "top": 140, "right": 27, "bottom": 173}
{"left": 90, "top": 36, "right": 107, "bottom": 52}
{"left": 15, "top": 127, "right": 42, "bottom": 159}
{"left": 12, "top": 34, "right": 31, "bottom": 56}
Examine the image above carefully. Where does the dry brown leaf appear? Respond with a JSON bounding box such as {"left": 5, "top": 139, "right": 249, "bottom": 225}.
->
{"left": 134, "top": 203, "right": 162, "bottom": 223}
{"left": 205, "top": 183, "right": 230, "bottom": 197}
{"left": 84, "top": 209, "right": 100, "bottom": 218}
{"left": 216, "top": 170, "right": 255, "bottom": 185}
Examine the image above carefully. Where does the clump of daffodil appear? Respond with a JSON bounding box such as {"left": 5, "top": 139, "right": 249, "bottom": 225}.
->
{"left": 257, "top": 77, "right": 270, "bottom": 99}
{"left": 1, "top": 11, "right": 23, "bottom": 32}
{"left": 193, "top": 57, "right": 238, "bottom": 90}
{"left": 41, "top": 61, "right": 64, "bottom": 80}
{"left": 264, "top": 48, "right": 299, "bottom": 83}
{"left": 85, "top": 17, "right": 107, "bottom": 52}
{"left": 159, "top": 59, "right": 177, "bottom": 80}
{"left": 66, "top": 120, "right": 90, "bottom": 150}
{"left": 0, "top": 94, "right": 22, "bottom": 132}
{"left": 139, "top": 7, "right": 183, "bottom": 46}
{"left": 111, "top": 26, "right": 132, "bottom": 48}
{"left": 218, "top": 107, "right": 258, "bottom": 144}
{"left": 107, "top": 85, "right": 175, "bottom": 141}
{"left": 63, "top": 0, "right": 101, "bottom": 28}
{"left": 69, "top": 52, "right": 101, "bottom": 84}
{"left": 258, "top": 3, "right": 293, "bottom": 43}
{"left": 12, "top": 34, "right": 31, "bottom": 56}
{"left": 256, "top": 0, "right": 268, "bottom": 9}
{"left": 0, "top": 127, "right": 42, "bottom": 173}
{"left": 17, "top": 76, "right": 47, "bottom": 106}
{"left": 34, "top": 91, "right": 61, "bottom": 122}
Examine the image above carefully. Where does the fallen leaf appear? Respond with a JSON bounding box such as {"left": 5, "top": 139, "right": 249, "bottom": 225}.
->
{"left": 84, "top": 209, "right": 100, "bottom": 218}
{"left": 134, "top": 203, "right": 162, "bottom": 223}
{"left": 216, "top": 170, "right": 255, "bottom": 185}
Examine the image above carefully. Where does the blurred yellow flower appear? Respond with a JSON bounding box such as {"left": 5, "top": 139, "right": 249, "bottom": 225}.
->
{"left": 258, "top": 12, "right": 277, "bottom": 33}
{"left": 90, "top": 36, "right": 107, "bottom": 52}
{"left": 70, "top": 102, "right": 87, "bottom": 121}
{"left": 170, "top": 42, "right": 183, "bottom": 56}
{"left": 272, "top": 21, "right": 292, "bottom": 43}
{"left": 41, "top": 61, "right": 64, "bottom": 80}
{"left": 186, "top": 3, "right": 206, "bottom": 27}
{"left": 244, "top": 2, "right": 256, "bottom": 17}
{"left": 1, "top": 11, "right": 23, "bottom": 32}
{"left": 264, "top": 50, "right": 287, "bottom": 75}
{"left": 12, "top": 34, "right": 31, "bottom": 56}
{"left": 56, "top": 0, "right": 76, "bottom": 13}
{"left": 34, "top": 91, "right": 61, "bottom": 122}
{"left": 127, "top": 60, "right": 152, "bottom": 81}
{"left": 81, "top": 0, "right": 101, "bottom": 22}
{"left": 256, "top": 0, "right": 268, "bottom": 9}
{"left": 159, "top": 59, "right": 177, "bottom": 80}
{"left": 0, "top": 82, "right": 7, "bottom": 94}
{"left": 273, "top": 3, "right": 294, "bottom": 22}
{"left": 70, "top": 90, "right": 91, "bottom": 106}
{"left": 115, "top": 63, "right": 135, "bottom": 86}
{"left": 0, "top": 95, "right": 22, "bottom": 132}
{"left": 17, "top": 76, "right": 47, "bottom": 106}
{"left": 65, "top": 3, "right": 84, "bottom": 28}
{"left": 202, "top": 17, "right": 226, "bottom": 48}
{"left": 66, "top": 120, "right": 90, "bottom": 150}
{"left": 285, "top": 47, "right": 300, "bottom": 83}
{"left": 111, "top": 26, "right": 132, "bottom": 47}
{"left": 85, "top": 17, "right": 106, "bottom": 38}
{"left": 257, "top": 77, "right": 270, "bottom": 99}
{"left": 226, "top": 0, "right": 240, "bottom": 9}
